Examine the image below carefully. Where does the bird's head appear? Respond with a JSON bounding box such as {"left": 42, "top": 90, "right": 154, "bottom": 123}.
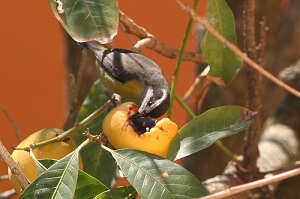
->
{"left": 133, "top": 87, "right": 170, "bottom": 118}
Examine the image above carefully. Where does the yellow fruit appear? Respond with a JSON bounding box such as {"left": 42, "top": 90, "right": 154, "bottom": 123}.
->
{"left": 102, "top": 102, "right": 178, "bottom": 158}
{"left": 8, "top": 128, "right": 83, "bottom": 195}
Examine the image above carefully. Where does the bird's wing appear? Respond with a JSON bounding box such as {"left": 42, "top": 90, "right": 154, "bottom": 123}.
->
{"left": 96, "top": 49, "right": 163, "bottom": 84}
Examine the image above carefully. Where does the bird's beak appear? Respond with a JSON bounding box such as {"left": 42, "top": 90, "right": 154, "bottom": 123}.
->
{"left": 131, "top": 110, "right": 145, "bottom": 118}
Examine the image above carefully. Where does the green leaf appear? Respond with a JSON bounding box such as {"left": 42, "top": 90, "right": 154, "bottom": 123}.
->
{"left": 74, "top": 170, "right": 108, "bottom": 199}
{"left": 38, "top": 159, "right": 58, "bottom": 170}
{"left": 21, "top": 150, "right": 81, "bottom": 199}
{"left": 20, "top": 140, "right": 89, "bottom": 198}
{"left": 110, "top": 149, "right": 209, "bottom": 198}
{"left": 49, "top": 0, "right": 119, "bottom": 44}
{"left": 29, "top": 149, "right": 47, "bottom": 176}
{"left": 167, "top": 106, "right": 254, "bottom": 160}
{"left": 37, "top": 159, "right": 108, "bottom": 199}
{"left": 201, "top": 0, "right": 242, "bottom": 85}
{"left": 80, "top": 143, "right": 119, "bottom": 188}
{"left": 94, "top": 186, "right": 137, "bottom": 199}
{"left": 74, "top": 80, "right": 119, "bottom": 187}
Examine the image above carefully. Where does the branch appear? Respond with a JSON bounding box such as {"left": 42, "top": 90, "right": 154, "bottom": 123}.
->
{"left": 30, "top": 99, "right": 113, "bottom": 150}
{"left": 200, "top": 166, "right": 300, "bottom": 199}
{"left": 175, "top": 0, "right": 300, "bottom": 98}
{"left": 0, "top": 141, "right": 30, "bottom": 192}
{"left": 119, "top": 10, "right": 206, "bottom": 64}
{"left": 241, "top": 0, "right": 262, "bottom": 178}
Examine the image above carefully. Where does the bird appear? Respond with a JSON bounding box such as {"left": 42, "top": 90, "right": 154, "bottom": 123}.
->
{"left": 78, "top": 42, "right": 170, "bottom": 118}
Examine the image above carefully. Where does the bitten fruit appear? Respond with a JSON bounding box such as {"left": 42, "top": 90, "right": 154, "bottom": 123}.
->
{"left": 102, "top": 102, "right": 178, "bottom": 157}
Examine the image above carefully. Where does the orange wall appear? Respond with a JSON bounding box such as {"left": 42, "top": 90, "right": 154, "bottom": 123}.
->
{"left": 0, "top": 1, "right": 66, "bottom": 193}
{"left": 0, "top": 0, "right": 207, "bottom": 194}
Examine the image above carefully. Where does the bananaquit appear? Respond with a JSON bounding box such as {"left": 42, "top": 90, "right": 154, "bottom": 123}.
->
{"left": 78, "top": 42, "right": 170, "bottom": 118}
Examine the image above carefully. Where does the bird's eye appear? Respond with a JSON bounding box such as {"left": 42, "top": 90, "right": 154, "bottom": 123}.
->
{"left": 147, "top": 97, "right": 155, "bottom": 106}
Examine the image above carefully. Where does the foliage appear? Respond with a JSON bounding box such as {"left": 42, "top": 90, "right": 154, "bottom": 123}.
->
{"left": 16, "top": 0, "right": 253, "bottom": 198}
{"left": 167, "top": 106, "right": 254, "bottom": 160}
{"left": 19, "top": 82, "right": 252, "bottom": 198}
{"left": 110, "top": 148, "right": 210, "bottom": 198}
{"left": 21, "top": 140, "right": 86, "bottom": 198}
{"left": 201, "top": 0, "right": 242, "bottom": 85}
{"left": 73, "top": 80, "right": 119, "bottom": 188}
{"left": 49, "top": 0, "right": 119, "bottom": 44}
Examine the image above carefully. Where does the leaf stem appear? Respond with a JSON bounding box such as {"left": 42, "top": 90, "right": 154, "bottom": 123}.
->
{"left": 175, "top": 93, "right": 197, "bottom": 118}
{"left": 215, "top": 140, "right": 237, "bottom": 160}
{"left": 168, "top": 0, "right": 201, "bottom": 119}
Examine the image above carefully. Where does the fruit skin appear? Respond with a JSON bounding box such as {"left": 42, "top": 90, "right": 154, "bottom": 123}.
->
{"left": 8, "top": 128, "right": 83, "bottom": 195}
{"left": 102, "top": 102, "right": 178, "bottom": 158}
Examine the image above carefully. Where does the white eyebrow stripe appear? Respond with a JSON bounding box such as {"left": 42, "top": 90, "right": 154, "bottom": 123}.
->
{"left": 151, "top": 89, "right": 167, "bottom": 111}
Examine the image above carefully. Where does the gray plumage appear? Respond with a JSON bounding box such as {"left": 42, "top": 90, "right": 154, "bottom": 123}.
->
{"left": 78, "top": 42, "right": 170, "bottom": 118}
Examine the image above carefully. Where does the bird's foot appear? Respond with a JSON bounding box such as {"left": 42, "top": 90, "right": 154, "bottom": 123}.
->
{"left": 105, "top": 92, "right": 121, "bottom": 111}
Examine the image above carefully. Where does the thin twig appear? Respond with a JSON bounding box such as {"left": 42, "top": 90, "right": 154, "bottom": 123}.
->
{"left": 119, "top": 10, "right": 206, "bottom": 64}
{"left": 0, "top": 175, "right": 9, "bottom": 181}
{"left": 183, "top": 67, "right": 212, "bottom": 112}
{"left": 0, "top": 141, "right": 30, "bottom": 191}
{"left": 175, "top": 0, "right": 300, "bottom": 98}
{"left": 200, "top": 166, "right": 300, "bottom": 199}
{"left": 0, "top": 189, "right": 16, "bottom": 199}
{"left": 133, "top": 38, "right": 153, "bottom": 52}
{"left": 119, "top": 22, "right": 136, "bottom": 46}
{"left": 0, "top": 106, "right": 21, "bottom": 143}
